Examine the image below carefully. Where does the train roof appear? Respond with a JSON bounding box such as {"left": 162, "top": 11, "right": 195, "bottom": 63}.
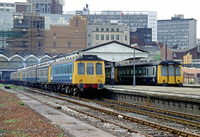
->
{"left": 115, "top": 60, "right": 182, "bottom": 67}
{"left": 52, "top": 55, "right": 104, "bottom": 66}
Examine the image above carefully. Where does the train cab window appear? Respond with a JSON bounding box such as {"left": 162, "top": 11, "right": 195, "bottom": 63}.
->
{"left": 168, "top": 66, "right": 174, "bottom": 76}
{"left": 96, "top": 63, "right": 102, "bottom": 75}
{"left": 87, "top": 63, "right": 94, "bottom": 75}
{"left": 176, "top": 67, "right": 181, "bottom": 76}
{"left": 78, "top": 63, "right": 85, "bottom": 75}
{"left": 161, "top": 66, "right": 167, "bottom": 76}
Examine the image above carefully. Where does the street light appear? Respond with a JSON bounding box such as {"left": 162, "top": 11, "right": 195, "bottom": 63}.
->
{"left": 131, "top": 43, "right": 138, "bottom": 87}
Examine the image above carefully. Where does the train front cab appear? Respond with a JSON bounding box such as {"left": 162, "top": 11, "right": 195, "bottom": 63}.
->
{"left": 157, "top": 62, "right": 183, "bottom": 86}
{"left": 72, "top": 59, "right": 105, "bottom": 90}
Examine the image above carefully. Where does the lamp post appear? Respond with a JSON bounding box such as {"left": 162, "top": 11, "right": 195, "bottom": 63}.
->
{"left": 133, "top": 45, "right": 135, "bottom": 87}
{"left": 131, "top": 44, "right": 137, "bottom": 87}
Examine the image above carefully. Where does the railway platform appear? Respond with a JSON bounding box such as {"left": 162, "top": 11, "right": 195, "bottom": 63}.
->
{"left": 105, "top": 84, "right": 200, "bottom": 101}
{"left": 105, "top": 84, "right": 200, "bottom": 115}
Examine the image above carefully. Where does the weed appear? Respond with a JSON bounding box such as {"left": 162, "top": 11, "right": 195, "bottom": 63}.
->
{"left": 5, "top": 119, "right": 18, "bottom": 123}
{"left": 9, "top": 98, "right": 15, "bottom": 101}
{"left": 0, "top": 104, "right": 6, "bottom": 107}
{"left": 18, "top": 101, "right": 24, "bottom": 105}
{"left": 17, "top": 87, "right": 24, "bottom": 90}
{"left": 58, "top": 133, "right": 63, "bottom": 137}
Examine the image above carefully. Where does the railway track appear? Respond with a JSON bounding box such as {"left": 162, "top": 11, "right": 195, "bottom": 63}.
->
{"left": 23, "top": 88, "right": 200, "bottom": 137}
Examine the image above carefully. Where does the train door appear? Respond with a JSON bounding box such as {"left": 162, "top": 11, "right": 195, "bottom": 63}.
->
{"left": 167, "top": 65, "right": 176, "bottom": 84}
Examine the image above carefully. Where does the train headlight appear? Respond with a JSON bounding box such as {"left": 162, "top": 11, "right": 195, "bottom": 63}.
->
{"left": 98, "top": 83, "right": 104, "bottom": 89}
{"left": 78, "top": 83, "right": 84, "bottom": 90}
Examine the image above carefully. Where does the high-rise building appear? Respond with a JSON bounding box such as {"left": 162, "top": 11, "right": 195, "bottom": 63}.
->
{"left": 158, "top": 15, "right": 197, "bottom": 49}
{"left": 26, "top": 0, "right": 65, "bottom": 14}
{"left": 76, "top": 10, "right": 157, "bottom": 42}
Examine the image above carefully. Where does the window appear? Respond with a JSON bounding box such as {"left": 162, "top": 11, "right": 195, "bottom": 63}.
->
{"left": 168, "top": 66, "right": 174, "bottom": 76}
{"left": 70, "top": 65, "right": 72, "bottom": 73}
{"left": 101, "top": 34, "right": 104, "bottom": 40}
{"left": 116, "top": 28, "right": 119, "bottom": 32}
{"left": 78, "top": 63, "right": 85, "bottom": 75}
{"left": 125, "top": 35, "right": 127, "bottom": 41}
{"left": 96, "top": 28, "right": 99, "bottom": 31}
{"left": 96, "top": 34, "right": 99, "bottom": 40}
{"left": 106, "top": 34, "right": 109, "bottom": 40}
{"left": 176, "top": 67, "right": 181, "bottom": 76}
{"left": 161, "top": 66, "right": 167, "bottom": 76}
{"left": 106, "top": 28, "right": 109, "bottom": 32}
{"left": 75, "top": 18, "right": 79, "bottom": 26}
{"left": 116, "top": 34, "right": 119, "bottom": 40}
{"left": 67, "top": 65, "right": 69, "bottom": 73}
{"left": 101, "top": 28, "right": 104, "bottom": 31}
{"left": 111, "top": 34, "right": 114, "bottom": 40}
{"left": 111, "top": 28, "right": 114, "bottom": 32}
{"left": 53, "top": 41, "right": 56, "bottom": 48}
{"left": 67, "top": 41, "right": 71, "bottom": 48}
{"left": 87, "top": 63, "right": 94, "bottom": 75}
{"left": 96, "top": 63, "right": 102, "bottom": 75}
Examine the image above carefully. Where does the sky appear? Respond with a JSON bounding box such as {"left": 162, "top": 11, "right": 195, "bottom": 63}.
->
{"left": 1, "top": 0, "right": 199, "bottom": 37}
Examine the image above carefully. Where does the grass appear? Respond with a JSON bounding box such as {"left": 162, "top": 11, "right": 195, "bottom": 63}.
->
{"left": 4, "top": 119, "right": 19, "bottom": 123}
{"left": 58, "top": 133, "right": 63, "bottom": 137}
{"left": 18, "top": 101, "right": 24, "bottom": 105}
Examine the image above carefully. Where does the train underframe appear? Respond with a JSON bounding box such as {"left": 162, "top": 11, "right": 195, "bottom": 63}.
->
{"left": 11, "top": 81, "right": 102, "bottom": 98}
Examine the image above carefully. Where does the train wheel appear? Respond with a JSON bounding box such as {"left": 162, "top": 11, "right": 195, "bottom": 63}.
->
{"left": 163, "top": 83, "right": 167, "bottom": 86}
{"left": 178, "top": 83, "right": 183, "bottom": 87}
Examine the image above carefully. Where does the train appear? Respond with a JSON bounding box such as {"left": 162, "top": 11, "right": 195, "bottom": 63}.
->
{"left": 105, "top": 60, "right": 183, "bottom": 86}
{"left": 10, "top": 55, "right": 105, "bottom": 96}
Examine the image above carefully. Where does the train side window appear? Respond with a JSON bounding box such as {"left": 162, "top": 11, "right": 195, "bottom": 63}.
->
{"left": 176, "top": 67, "right": 181, "bottom": 76}
{"left": 138, "top": 68, "right": 142, "bottom": 75}
{"left": 87, "top": 63, "right": 94, "bottom": 75}
{"left": 78, "top": 63, "right": 85, "bottom": 75}
{"left": 143, "top": 68, "right": 146, "bottom": 75}
{"left": 70, "top": 65, "right": 72, "bottom": 73}
{"left": 147, "top": 68, "right": 149, "bottom": 75}
{"left": 168, "top": 66, "right": 174, "bottom": 76}
{"left": 96, "top": 63, "right": 102, "bottom": 75}
{"left": 67, "top": 65, "right": 69, "bottom": 74}
{"left": 161, "top": 66, "right": 167, "bottom": 76}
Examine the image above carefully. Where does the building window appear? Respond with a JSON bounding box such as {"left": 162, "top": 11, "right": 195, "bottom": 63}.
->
{"left": 106, "top": 34, "right": 109, "bottom": 40}
{"left": 53, "top": 32, "right": 56, "bottom": 37}
{"left": 67, "top": 41, "right": 71, "bottom": 48}
{"left": 53, "top": 41, "right": 56, "bottom": 49}
{"left": 111, "top": 34, "right": 114, "bottom": 40}
{"left": 75, "top": 18, "right": 79, "bottom": 26}
{"left": 96, "top": 28, "right": 99, "bottom": 31}
{"left": 116, "top": 34, "right": 119, "bottom": 40}
{"left": 88, "top": 43, "right": 91, "bottom": 46}
{"left": 101, "top": 34, "right": 104, "bottom": 40}
{"left": 101, "top": 28, "right": 104, "bottom": 31}
{"left": 88, "top": 34, "right": 90, "bottom": 37}
{"left": 96, "top": 34, "right": 99, "bottom": 40}
{"left": 125, "top": 35, "right": 127, "bottom": 41}
{"left": 106, "top": 28, "right": 109, "bottom": 32}
{"left": 111, "top": 28, "right": 114, "bottom": 32}
{"left": 116, "top": 28, "right": 119, "bottom": 32}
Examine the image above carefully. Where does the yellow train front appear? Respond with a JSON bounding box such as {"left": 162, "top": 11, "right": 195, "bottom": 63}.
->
{"left": 72, "top": 55, "right": 105, "bottom": 90}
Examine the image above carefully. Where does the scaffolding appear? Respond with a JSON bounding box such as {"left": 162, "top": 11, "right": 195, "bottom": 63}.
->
{"left": 6, "top": 12, "right": 45, "bottom": 56}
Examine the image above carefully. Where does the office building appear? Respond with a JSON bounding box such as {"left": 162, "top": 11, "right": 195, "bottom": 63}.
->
{"left": 77, "top": 10, "right": 157, "bottom": 42}
{"left": 158, "top": 14, "right": 197, "bottom": 49}
{"left": 26, "top": 0, "right": 65, "bottom": 14}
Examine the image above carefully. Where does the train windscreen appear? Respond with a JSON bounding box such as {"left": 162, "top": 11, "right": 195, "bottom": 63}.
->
{"left": 96, "top": 63, "right": 102, "bottom": 75}
{"left": 87, "top": 63, "right": 94, "bottom": 75}
{"left": 78, "top": 63, "right": 85, "bottom": 75}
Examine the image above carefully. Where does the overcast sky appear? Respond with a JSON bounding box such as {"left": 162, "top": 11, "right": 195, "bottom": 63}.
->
{"left": 1, "top": 0, "right": 199, "bottom": 37}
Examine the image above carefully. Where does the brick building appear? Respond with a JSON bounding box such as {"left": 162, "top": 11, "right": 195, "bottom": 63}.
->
{"left": 43, "top": 15, "right": 87, "bottom": 55}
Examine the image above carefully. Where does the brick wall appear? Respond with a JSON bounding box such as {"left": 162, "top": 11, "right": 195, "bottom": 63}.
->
{"left": 44, "top": 15, "right": 87, "bottom": 55}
